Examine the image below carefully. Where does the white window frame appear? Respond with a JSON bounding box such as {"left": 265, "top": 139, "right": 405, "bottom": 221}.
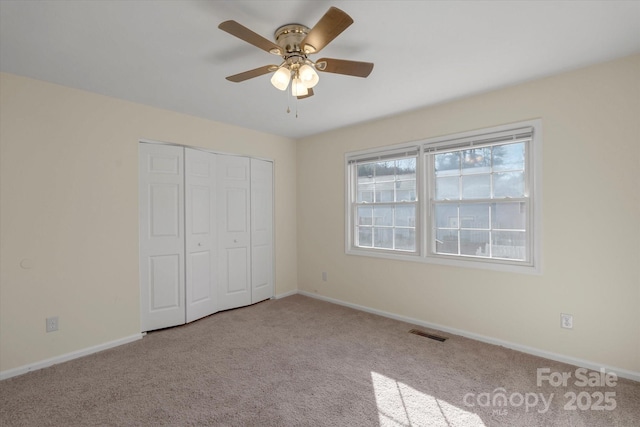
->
{"left": 345, "top": 119, "right": 542, "bottom": 275}
{"left": 346, "top": 148, "right": 421, "bottom": 256}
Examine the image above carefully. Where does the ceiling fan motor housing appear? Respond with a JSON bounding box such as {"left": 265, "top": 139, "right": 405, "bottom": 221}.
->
{"left": 274, "top": 24, "right": 313, "bottom": 57}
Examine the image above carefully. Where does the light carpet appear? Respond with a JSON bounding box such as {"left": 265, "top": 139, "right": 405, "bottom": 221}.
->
{"left": 1, "top": 294, "right": 638, "bottom": 426}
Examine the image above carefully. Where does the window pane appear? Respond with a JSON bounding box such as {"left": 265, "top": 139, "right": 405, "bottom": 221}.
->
{"left": 396, "top": 180, "right": 416, "bottom": 202}
{"left": 462, "top": 174, "right": 490, "bottom": 199}
{"left": 395, "top": 229, "right": 415, "bottom": 251}
{"left": 493, "top": 142, "right": 525, "bottom": 171}
{"left": 492, "top": 202, "right": 526, "bottom": 230}
{"left": 375, "top": 181, "right": 394, "bottom": 202}
{"left": 435, "top": 152, "right": 460, "bottom": 176}
{"left": 357, "top": 184, "right": 374, "bottom": 203}
{"left": 358, "top": 227, "right": 372, "bottom": 247}
{"left": 436, "top": 229, "right": 458, "bottom": 254}
{"left": 358, "top": 163, "right": 374, "bottom": 179}
{"left": 460, "top": 230, "right": 490, "bottom": 256}
{"left": 436, "top": 176, "right": 459, "bottom": 200}
{"left": 396, "top": 190, "right": 416, "bottom": 202}
{"left": 494, "top": 171, "right": 524, "bottom": 198}
{"left": 459, "top": 203, "right": 490, "bottom": 229}
{"left": 358, "top": 191, "right": 373, "bottom": 203}
{"left": 373, "top": 206, "right": 393, "bottom": 226}
{"left": 395, "top": 205, "right": 415, "bottom": 227}
{"left": 461, "top": 147, "right": 491, "bottom": 174}
{"left": 374, "top": 227, "right": 393, "bottom": 249}
{"left": 435, "top": 204, "right": 458, "bottom": 228}
{"left": 374, "top": 161, "right": 395, "bottom": 182}
{"left": 396, "top": 158, "right": 416, "bottom": 179}
{"left": 492, "top": 231, "right": 526, "bottom": 260}
{"left": 357, "top": 162, "right": 374, "bottom": 203}
{"left": 357, "top": 206, "right": 373, "bottom": 225}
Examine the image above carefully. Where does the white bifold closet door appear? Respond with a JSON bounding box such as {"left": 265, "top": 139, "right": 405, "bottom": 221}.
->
{"left": 139, "top": 143, "right": 273, "bottom": 332}
{"left": 139, "top": 144, "right": 186, "bottom": 331}
{"left": 217, "top": 155, "right": 252, "bottom": 311}
{"left": 185, "top": 148, "right": 218, "bottom": 323}
{"left": 216, "top": 156, "right": 274, "bottom": 310}
{"left": 250, "top": 158, "right": 274, "bottom": 304}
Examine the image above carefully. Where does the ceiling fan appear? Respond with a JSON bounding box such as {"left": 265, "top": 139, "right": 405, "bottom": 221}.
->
{"left": 218, "top": 6, "right": 373, "bottom": 99}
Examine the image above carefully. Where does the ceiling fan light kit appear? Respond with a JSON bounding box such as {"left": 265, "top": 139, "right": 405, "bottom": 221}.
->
{"left": 270, "top": 66, "right": 291, "bottom": 91}
{"left": 298, "top": 64, "right": 319, "bottom": 89}
{"left": 218, "top": 6, "right": 373, "bottom": 101}
{"left": 291, "top": 78, "right": 308, "bottom": 97}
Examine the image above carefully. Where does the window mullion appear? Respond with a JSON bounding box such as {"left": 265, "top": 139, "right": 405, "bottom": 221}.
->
{"left": 489, "top": 202, "right": 493, "bottom": 258}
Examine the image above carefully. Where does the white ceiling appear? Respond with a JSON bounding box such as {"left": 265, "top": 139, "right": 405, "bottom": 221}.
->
{"left": 1, "top": 1, "right": 639, "bottom": 139}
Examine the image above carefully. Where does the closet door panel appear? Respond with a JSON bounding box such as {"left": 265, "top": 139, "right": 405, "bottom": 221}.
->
{"left": 185, "top": 149, "right": 218, "bottom": 323}
{"left": 150, "top": 184, "right": 180, "bottom": 236}
{"left": 149, "top": 255, "right": 181, "bottom": 309}
{"left": 251, "top": 159, "right": 274, "bottom": 303}
{"left": 189, "top": 251, "right": 211, "bottom": 302}
{"left": 226, "top": 189, "right": 248, "bottom": 232}
{"left": 139, "top": 144, "right": 185, "bottom": 331}
{"left": 226, "top": 247, "right": 249, "bottom": 292}
{"left": 218, "top": 155, "right": 252, "bottom": 311}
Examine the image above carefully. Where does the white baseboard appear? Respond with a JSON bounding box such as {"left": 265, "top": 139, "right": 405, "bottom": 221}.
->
{"left": 274, "top": 289, "right": 298, "bottom": 299}
{"left": 0, "top": 333, "right": 143, "bottom": 380}
{"left": 297, "top": 291, "right": 640, "bottom": 382}
{"left": 4, "top": 294, "right": 638, "bottom": 383}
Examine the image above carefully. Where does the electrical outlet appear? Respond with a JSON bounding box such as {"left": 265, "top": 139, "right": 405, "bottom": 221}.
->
{"left": 322, "top": 272, "right": 327, "bottom": 282}
{"left": 46, "top": 316, "right": 59, "bottom": 332}
{"left": 560, "top": 313, "right": 573, "bottom": 329}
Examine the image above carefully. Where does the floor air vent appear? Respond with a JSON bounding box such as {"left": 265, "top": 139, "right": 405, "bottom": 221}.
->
{"left": 409, "top": 329, "right": 448, "bottom": 342}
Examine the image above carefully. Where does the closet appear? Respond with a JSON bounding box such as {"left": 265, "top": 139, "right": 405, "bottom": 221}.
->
{"left": 138, "top": 142, "right": 273, "bottom": 332}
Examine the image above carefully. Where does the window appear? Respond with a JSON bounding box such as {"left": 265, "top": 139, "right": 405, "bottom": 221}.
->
{"left": 348, "top": 151, "right": 419, "bottom": 253}
{"left": 346, "top": 120, "right": 541, "bottom": 273}
{"left": 429, "top": 136, "right": 530, "bottom": 262}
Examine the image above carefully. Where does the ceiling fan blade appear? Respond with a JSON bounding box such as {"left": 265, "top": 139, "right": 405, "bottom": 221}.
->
{"left": 301, "top": 7, "right": 353, "bottom": 54}
{"left": 315, "top": 58, "right": 374, "bottom": 78}
{"left": 225, "top": 65, "right": 278, "bottom": 83}
{"left": 297, "top": 88, "right": 314, "bottom": 100}
{"left": 218, "top": 20, "right": 282, "bottom": 56}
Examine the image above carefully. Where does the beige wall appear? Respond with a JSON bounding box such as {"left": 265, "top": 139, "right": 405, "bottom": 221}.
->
{"left": 297, "top": 54, "right": 640, "bottom": 374}
{"left": 2, "top": 54, "right": 639, "bottom": 377}
{"left": 0, "top": 73, "right": 298, "bottom": 372}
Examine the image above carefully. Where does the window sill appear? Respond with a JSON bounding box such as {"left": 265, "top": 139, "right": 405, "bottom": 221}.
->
{"left": 346, "top": 247, "right": 541, "bottom": 275}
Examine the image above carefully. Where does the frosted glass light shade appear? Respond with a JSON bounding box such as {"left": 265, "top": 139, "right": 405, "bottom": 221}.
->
{"left": 298, "top": 64, "right": 319, "bottom": 88}
{"left": 271, "top": 66, "right": 291, "bottom": 91}
{"left": 291, "top": 78, "right": 308, "bottom": 96}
